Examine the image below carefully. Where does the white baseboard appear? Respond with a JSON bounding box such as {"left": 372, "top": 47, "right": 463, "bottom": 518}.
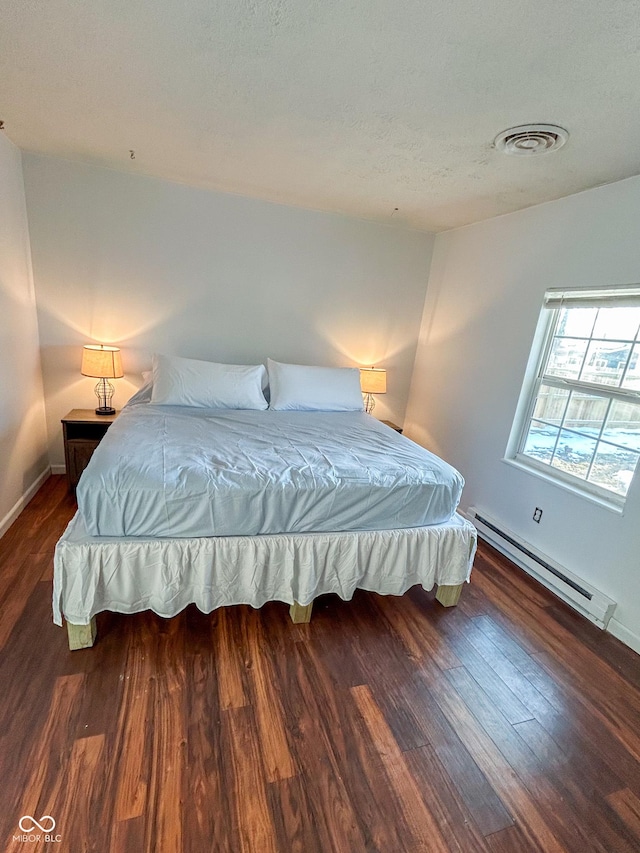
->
{"left": 463, "top": 508, "right": 639, "bottom": 657}
{"left": 466, "top": 506, "right": 615, "bottom": 630}
{"left": 607, "top": 618, "right": 640, "bottom": 656}
{"left": 51, "top": 464, "right": 66, "bottom": 475}
{"left": 0, "top": 466, "right": 51, "bottom": 539}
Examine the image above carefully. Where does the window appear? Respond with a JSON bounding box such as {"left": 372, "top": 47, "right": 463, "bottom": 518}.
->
{"left": 510, "top": 285, "right": 640, "bottom": 504}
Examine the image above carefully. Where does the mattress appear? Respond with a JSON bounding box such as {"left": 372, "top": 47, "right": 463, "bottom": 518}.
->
{"left": 53, "top": 511, "right": 477, "bottom": 625}
{"left": 76, "top": 404, "right": 464, "bottom": 538}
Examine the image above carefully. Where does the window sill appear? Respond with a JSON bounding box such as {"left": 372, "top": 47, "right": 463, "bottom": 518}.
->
{"left": 502, "top": 455, "right": 626, "bottom": 515}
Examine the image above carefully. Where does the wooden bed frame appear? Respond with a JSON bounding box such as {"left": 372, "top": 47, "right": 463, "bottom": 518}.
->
{"left": 65, "top": 582, "right": 464, "bottom": 650}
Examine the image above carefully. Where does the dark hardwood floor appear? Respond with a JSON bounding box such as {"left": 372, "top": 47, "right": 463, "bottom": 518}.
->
{"left": 0, "top": 475, "right": 639, "bottom": 852}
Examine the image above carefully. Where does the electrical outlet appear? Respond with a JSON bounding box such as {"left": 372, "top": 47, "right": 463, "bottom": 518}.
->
{"left": 533, "top": 507, "right": 543, "bottom": 523}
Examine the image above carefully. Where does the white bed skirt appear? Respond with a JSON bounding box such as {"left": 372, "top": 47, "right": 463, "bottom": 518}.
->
{"left": 53, "top": 511, "right": 477, "bottom": 626}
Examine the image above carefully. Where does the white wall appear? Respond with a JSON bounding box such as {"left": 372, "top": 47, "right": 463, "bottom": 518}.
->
{"left": 406, "top": 175, "right": 640, "bottom": 651}
{"left": 22, "top": 153, "right": 435, "bottom": 467}
{"left": 0, "top": 135, "right": 49, "bottom": 534}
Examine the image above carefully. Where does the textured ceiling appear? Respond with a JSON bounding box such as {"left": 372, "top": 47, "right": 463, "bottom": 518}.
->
{"left": 2, "top": 0, "right": 640, "bottom": 231}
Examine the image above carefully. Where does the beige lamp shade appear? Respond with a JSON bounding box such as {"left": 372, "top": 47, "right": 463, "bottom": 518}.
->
{"left": 360, "top": 367, "right": 387, "bottom": 394}
{"left": 81, "top": 345, "right": 124, "bottom": 379}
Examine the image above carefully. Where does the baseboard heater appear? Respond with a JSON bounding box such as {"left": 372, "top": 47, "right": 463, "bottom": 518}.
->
{"left": 466, "top": 507, "right": 616, "bottom": 629}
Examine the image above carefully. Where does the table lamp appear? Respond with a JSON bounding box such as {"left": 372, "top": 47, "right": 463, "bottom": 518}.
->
{"left": 81, "top": 344, "right": 124, "bottom": 415}
{"left": 360, "top": 367, "right": 387, "bottom": 414}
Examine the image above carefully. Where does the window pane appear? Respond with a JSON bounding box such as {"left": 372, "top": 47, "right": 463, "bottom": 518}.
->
{"left": 592, "top": 306, "right": 640, "bottom": 341}
{"left": 545, "top": 338, "right": 588, "bottom": 380}
{"left": 588, "top": 442, "right": 639, "bottom": 496}
{"left": 532, "top": 384, "right": 569, "bottom": 425}
{"left": 621, "top": 343, "right": 640, "bottom": 390}
{"left": 522, "top": 420, "right": 559, "bottom": 464}
{"left": 556, "top": 307, "right": 597, "bottom": 338}
{"left": 514, "top": 290, "right": 640, "bottom": 500}
{"left": 579, "top": 340, "right": 631, "bottom": 386}
{"left": 550, "top": 430, "right": 596, "bottom": 479}
{"left": 563, "top": 391, "right": 608, "bottom": 437}
{"left": 601, "top": 399, "right": 640, "bottom": 451}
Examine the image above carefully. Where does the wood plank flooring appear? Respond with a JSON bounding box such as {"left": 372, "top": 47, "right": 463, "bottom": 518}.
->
{"left": 0, "top": 474, "right": 639, "bottom": 851}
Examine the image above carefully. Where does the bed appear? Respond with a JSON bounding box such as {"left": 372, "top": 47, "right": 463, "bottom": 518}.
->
{"left": 54, "top": 357, "right": 477, "bottom": 649}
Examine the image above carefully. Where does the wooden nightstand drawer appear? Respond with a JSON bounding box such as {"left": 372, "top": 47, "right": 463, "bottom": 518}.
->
{"left": 65, "top": 439, "right": 102, "bottom": 487}
{"left": 62, "top": 409, "right": 118, "bottom": 491}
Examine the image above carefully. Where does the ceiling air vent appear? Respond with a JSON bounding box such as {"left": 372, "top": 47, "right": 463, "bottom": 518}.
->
{"left": 494, "top": 124, "right": 569, "bottom": 155}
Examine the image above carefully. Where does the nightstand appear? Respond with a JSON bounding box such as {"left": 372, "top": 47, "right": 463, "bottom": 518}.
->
{"left": 381, "top": 420, "right": 403, "bottom": 434}
{"left": 61, "top": 409, "right": 118, "bottom": 491}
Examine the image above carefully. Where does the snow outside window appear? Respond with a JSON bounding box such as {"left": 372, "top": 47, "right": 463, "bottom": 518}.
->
{"left": 510, "top": 286, "right": 640, "bottom": 505}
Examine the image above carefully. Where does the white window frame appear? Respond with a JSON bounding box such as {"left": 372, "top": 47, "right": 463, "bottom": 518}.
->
{"left": 505, "top": 284, "right": 640, "bottom": 511}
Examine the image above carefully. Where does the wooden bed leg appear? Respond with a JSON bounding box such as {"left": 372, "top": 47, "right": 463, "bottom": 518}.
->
{"left": 66, "top": 617, "right": 97, "bottom": 650}
{"left": 435, "top": 583, "right": 463, "bottom": 608}
{"left": 289, "top": 601, "right": 313, "bottom": 624}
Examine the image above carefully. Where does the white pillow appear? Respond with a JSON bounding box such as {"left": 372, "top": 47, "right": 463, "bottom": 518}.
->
{"left": 267, "top": 358, "right": 364, "bottom": 411}
{"left": 151, "top": 354, "right": 268, "bottom": 409}
{"left": 125, "top": 377, "right": 153, "bottom": 407}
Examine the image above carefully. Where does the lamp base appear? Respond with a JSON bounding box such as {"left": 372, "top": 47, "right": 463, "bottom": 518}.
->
{"left": 94, "top": 378, "right": 116, "bottom": 416}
